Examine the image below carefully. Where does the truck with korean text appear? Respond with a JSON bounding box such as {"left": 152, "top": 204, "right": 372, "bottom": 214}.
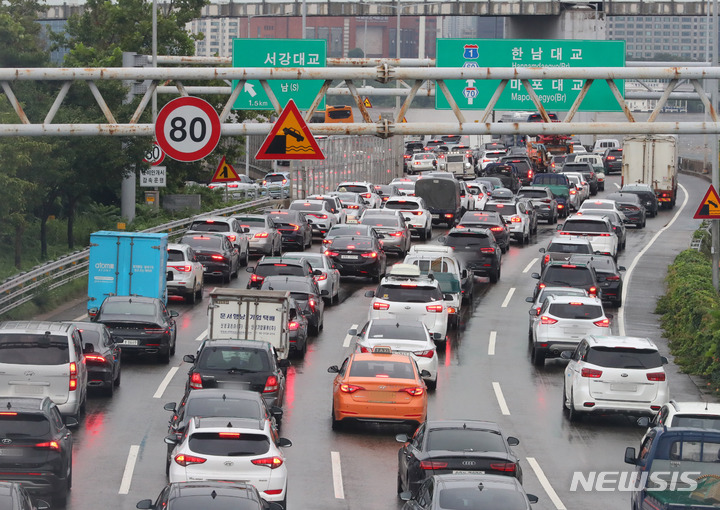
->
{"left": 622, "top": 135, "right": 679, "bottom": 209}
{"left": 207, "top": 288, "right": 291, "bottom": 359}
{"left": 87, "top": 231, "right": 168, "bottom": 312}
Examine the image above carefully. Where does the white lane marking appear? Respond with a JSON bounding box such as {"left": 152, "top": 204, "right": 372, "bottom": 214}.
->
{"left": 153, "top": 367, "right": 179, "bottom": 399}
{"left": 331, "top": 451, "right": 345, "bottom": 499}
{"left": 492, "top": 382, "right": 510, "bottom": 415}
{"left": 195, "top": 328, "right": 208, "bottom": 342}
{"left": 523, "top": 258, "right": 538, "bottom": 273}
{"left": 618, "top": 183, "right": 689, "bottom": 336}
{"left": 614, "top": 182, "right": 620, "bottom": 189}
{"left": 342, "top": 324, "right": 358, "bottom": 348}
{"left": 73, "top": 312, "right": 86, "bottom": 321}
{"left": 488, "top": 331, "right": 496, "bottom": 356}
{"left": 526, "top": 457, "right": 567, "bottom": 510}
{"left": 118, "top": 445, "right": 140, "bottom": 494}
{"left": 500, "top": 287, "right": 515, "bottom": 308}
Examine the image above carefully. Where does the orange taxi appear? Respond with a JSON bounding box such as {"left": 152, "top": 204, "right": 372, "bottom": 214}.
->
{"left": 327, "top": 347, "right": 428, "bottom": 430}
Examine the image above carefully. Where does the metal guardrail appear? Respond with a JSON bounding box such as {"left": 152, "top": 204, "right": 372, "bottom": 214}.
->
{"left": 0, "top": 196, "right": 273, "bottom": 316}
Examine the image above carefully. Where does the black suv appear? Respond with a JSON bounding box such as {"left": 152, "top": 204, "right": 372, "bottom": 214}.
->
{"left": 438, "top": 227, "right": 502, "bottom": 283}
{"left": 482, "top": 163, "right": 521, "bottom": 192}
{"left": 531, "top": 261, "right": 601, "bottom": 300}
{"left": 620, "top": 183, "right": 659, "bottom": 217}
{"left": 499, "top": 156, "right": 534, "bottom": 185}
{"left": 603, "top": 148, "right": 623, "bottom": 174}
{"left": 458, "top": 211, "right": 510, "bottom": 252}
{"left": 0, "top": 397, "right": 75, "bottom": 506}
{"left": 246, "top": 256, "right": 320, "bottom": 290}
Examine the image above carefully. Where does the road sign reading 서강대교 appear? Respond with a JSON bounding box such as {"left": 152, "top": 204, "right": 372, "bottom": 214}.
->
{"left": 436, "top": 39, "right": 625, "bottom": 112}
{"left": 232, "top": 39, "right": 326, "bottom": 111}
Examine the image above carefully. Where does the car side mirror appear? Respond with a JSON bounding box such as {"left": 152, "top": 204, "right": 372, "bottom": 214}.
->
{"left": 289, "top": 309, "right": 297, "bottom": 320}
{"left": 164, "top": 434, "right": 180, "bottom": 445}
{"left": 443, "top": 294, "right": 454, "bottom": 301}
{"left": 619, "top": 266, "right": 626, "bottom": 271}
{"left": 529, "top": 309, "right": 538, "bottom": 316}
{"left": 64, "top": 416, "right": 79, "bottom": 429}
{"left": 271, "top": 406, "right": 284, "bottom": 419}
{"left": 531, "top": 273, "right": 540, "bottom": 279}
{"left": 278, "top": 359, "right": 291, "bottom": 368}
{"left": 560, "top": 351, "right": 573, "bottom": 360}
{"left": 624, "top": 447, "right": 637, "bottom": 465}
{"left": 528, "top": 494, "right": 539, "bottom": 504}
{"left": 35, "top": 500, "right": 51, "bottom": 510}
{"left": 170, "top": 310, "right": 179, "bottom": 317}
{"left": 437, "top": 236, "right": 446, "bottom": 243}
{"left": 461, "top": 269, "right": 468, "bottom": 279}
{"left": 347, "top": 328, "right": 358, "bottom": 336}
{"left": 136, "top": 500, "right": 154, "bottom": 510}
{"left": 83, "top": 343, "right": 95, "bottom": 354}
{"left": 637, "top": 417, "right": 651, "bottom": 427}
{"left": 163, "top": 402, "right": 177, "bottom": 413}
{"left": 556, "top": 224, "right": 563, "bottom": 231}
{"left": 276, "top": 437, "right": 293, "bottom": 448}
{"left": 661, "top": 356, "right": 669, "bottom": 365}
{"left": 538, "top": 248, "right": 546, "bottom": 253}
{"left": 400, "top": 491, "right": 413, "bottom": 502}
{"left": 432, "top": 332, "right": 443, "bottom": 341}
{"left": 507, "top": 436, "right": 520, "bottom": 446}
{"left": 328, "top": 365, "right": 340, "bottom": 373}
{"left": 396, "top": 433, "right": 409, "bottom": 443}
{"left": 321, "top": 290, "right": 329, "bottom": 296}
{"left": 183, "top": 354, "right": 196, "bottom": 363}
{"left": 525, "top": 297, "right": 534, "bottom": 303}
{"left": 364, "top": 290, "right": 375, "bottom": 298}
{"left": 246, "top": 266, "right": 255, "bottom": 273}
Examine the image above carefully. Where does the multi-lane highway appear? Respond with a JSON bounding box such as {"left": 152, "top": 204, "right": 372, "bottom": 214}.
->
{"left": 43, "top": 171, "right": 709, "bottom": 510}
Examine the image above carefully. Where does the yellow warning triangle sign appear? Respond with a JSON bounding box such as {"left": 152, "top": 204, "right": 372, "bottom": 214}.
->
{"left": 256, "top": 100, "right": 325, "bottom": 161}
{"left": 363, "top": 97, "right": 372, "bottom": 108}
{"left": 402, "top": 117, "right": 407, "bottom": 123}
{"left": 694, "top": 184, "right": 720, "bottom": 219}
{"left": 211, "top": 156, "right": 240, "bottom": 182}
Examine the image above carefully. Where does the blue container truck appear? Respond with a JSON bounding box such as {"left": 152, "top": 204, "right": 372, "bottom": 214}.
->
{"left": 87, "top": 231, "right": 169, "bottom": 312}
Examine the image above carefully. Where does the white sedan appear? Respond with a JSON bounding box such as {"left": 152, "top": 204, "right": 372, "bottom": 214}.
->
{"left": 166, "top": 243, "right": 204, "bottom": 304}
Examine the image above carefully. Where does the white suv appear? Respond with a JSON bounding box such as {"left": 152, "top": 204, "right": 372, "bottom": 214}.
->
{"left": 336, "top": 181, "right": 383, "bottom": 209}
{"left": 289, "top": 199, "right": 337, "bottom": 235}
{"left": 383, "top": 196, "right": 433, "bottom": 240}
{"left": 641, "top": 400, "right": 720, "bottom": 442}
{"left": 557, "top": 214, "right": 618, "bottom": 259}
{"left": 561, "top": 335, "right": 670, "bottom": 422}
{"left": 365, "top": 264, "right": 449, "bottom": 341}
{"left": 166, "top": 243, "right": 205, "bottom": 304}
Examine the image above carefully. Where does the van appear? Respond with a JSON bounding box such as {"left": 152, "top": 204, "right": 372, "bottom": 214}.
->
{"left": 0, "top": 321, "right": 89, "bottom": 420}
{"left": 592, "top": 138, "right": 620, "bottom": 154}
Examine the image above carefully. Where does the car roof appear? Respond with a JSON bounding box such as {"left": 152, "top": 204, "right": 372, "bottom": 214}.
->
{"left": 425, "top": 419, "right": 502, "bottom": 432}
{"left": 167, "top": 242, "right": 191, "bottom": 251}
{"left": 190, "top": 416, "right": 265, "bottom": 431}
{"left": 0, "top": 396, "right": 51, "bottom": 412}
{"left": 548, "top": 236, "right": 593, "bottom": 245}
{"left": 258, "top": 256, "right": 307, "bottom": 265}
{"left": 193, "top": 216, "right": 232, "bottom": 223}
{"left": 585, "top": 335, "right": 658, "bottom": 350}
{"left": 545, "top": 294, "right": 603, "bottom": 306}
{"left": 200, "top": 339, "right": 272, "bottom": 351}
{"left": 350, "top": 352, "right": 416, "bottom": 364}
{"left": 184, "top": 388, "right": 265, "bottom": 402}
{"left": 0, "top": 321, "right": 76, "bottom": 334}
{"left": 103, "top": 295, "right": 159, "bottom": 304}
{"left": 448, "top": 226, "right": 492, "bottom": 236}
{"left": 668, "top": 400, "right": 720, "bottom": 415}
{"left": 167, "top": 481, "right": 262, "bottom": 501}
{"left": 262, "top": 275, "right": 315, "bottom": 290}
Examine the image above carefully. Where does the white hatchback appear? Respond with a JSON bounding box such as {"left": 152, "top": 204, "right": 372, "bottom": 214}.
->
{"left": 562, "top": 335, "right": 670, "bottom": 421}
{"left": 167, "top": 416, "right": 292, "bottom": 505}
{"left": 465, "top": 182, "right": 490, "bottom": 210}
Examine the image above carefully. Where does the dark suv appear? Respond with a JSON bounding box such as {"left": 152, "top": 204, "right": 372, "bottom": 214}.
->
{"left": 561, "top": 161, "right": 598, "bottom": 195}
{"left": 499, "top": 156, "right": 534, "bottom": 185}
{"left": 0, "top": 397, "right": 75, "bottom": 506}
{"left": 620, "top": 183, "right": 659, "bottom": 217}
{"left": 531, "top": 261, "right": 601, "bottom": 300}
{"left": 438, "top": 227, "right": 502, "bottom": 283}
{"left": 246, "top": 256, "right": 320, "bottom": 290}
{"left": 458, "top": 211, "right": 510, "bottom": 252}
{"left": 603, "top": 148, "right": 623, "bottom": 174}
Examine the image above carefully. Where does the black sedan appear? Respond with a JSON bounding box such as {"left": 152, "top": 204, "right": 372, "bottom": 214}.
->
{"left": 90, "top": 296, "right": 178, "bottom": 363}
{"left": 179, "top": 233, "right": 240, "bottom": 283}
{"left": 69, "top": 321, "right": 121, "bottom": 396}
{"left": 570, "top": 253, "right": 626, "bottom": 307}
{"left": 621, "top": 183, "right": 659, "bottom": 217}
{"left": 267, "top": 209, "right": 313, "bottom": 250}
{"left": 396, "top": 420, "right": 522, "bottom": 497}
{"left": 324, "top": 235, "right": 387, "bottom": 282}
{"left": 183, "top": 339, "right": 290, "bottom": 409}
{"left": 457, "top": 211, "right": 510, "bottom": 253}
{"left": 261, "top": 275, "right": 326, "bottom": 337}
{"left": 606, "top": 191, "right": 647, "bottom": 228}
{"left": 137, "top": 482, "right": 283, "bottom": 510}
{"left": 438, "top": 227, "right": 502, "bottom": 283}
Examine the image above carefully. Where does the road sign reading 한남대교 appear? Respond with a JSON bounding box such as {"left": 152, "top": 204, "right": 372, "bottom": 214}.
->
{"left": 232, "top": 39, "right": 327, "bottom": 111}
{"left": 436, "top": 39, "right": 625, "bottom": 112}
{"left": 256, "top": 100, "right": 324, "bottom": 160}
{"left": 694, "top": 185, "right": 720, "bottom": 219}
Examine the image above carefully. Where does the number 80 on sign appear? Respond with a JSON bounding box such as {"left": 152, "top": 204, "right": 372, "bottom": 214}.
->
{"left": 155, "top": 96, "right": 221, "bottom": 162}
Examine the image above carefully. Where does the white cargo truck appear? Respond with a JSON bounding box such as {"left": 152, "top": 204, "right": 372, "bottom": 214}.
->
{"left": 621, "top": 135, "right": 679, "bottom": 209}
{"left": 445, "top": 152, "right": 475, "bottom": 180}
{"left": 207, "top": 288, "right": 291, "bottom": 359}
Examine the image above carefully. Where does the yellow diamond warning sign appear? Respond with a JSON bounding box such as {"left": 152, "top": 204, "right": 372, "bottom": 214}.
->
{"left": 256, "top": 100, "right": 325, "bottom": 160}
{"left": 211, "top": 155, "right": 240, "bottom": 183}
{"left": 694, "top": 185, "right": 720, "bottom": 219}
{"left": 363, "top": 97, "right": 372, "bottom": 108}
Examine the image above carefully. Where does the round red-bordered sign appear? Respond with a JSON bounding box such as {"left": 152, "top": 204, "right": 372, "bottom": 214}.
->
{"left": 155, "top": 97, "right": 221, "bottom": 162}
{"left": 143, "top": 141, "right": 166, "bottom": 165}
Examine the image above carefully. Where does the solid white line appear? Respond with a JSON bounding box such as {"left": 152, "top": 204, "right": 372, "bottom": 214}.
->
{"left": 153, "top": 367, "right": 179, "bottom": 399}
{"left": 488, "top": 331, "right": 496, "bottom": 356}
{"left": 194, "top": 328, "right": 208, "bottom": 342}
{"left": 523, "top": 258, "right": 538, "bottom": 273}
{"left": 342, "top": 324, "right": 358, "bottom": 348}
{"left": 72, "top": 312, "right": 86, "bottom": 321}
{"left": 618, "top": 183, "right": 689, "bottom": 336}
{"left": 614, "top": 182, "right": 621, "bottom": 189}
{"left": 492, "top": 382, "right": 510, "bottom": 415}
{"left": 500, "top": 287, "right": 515, "bottom": 308}
{"left": 331, "top": 451, "right": 345, "bottom": 499}
{"left": 526, "top": 457, "right": 567, "bottom": 510}
{"left": 118, "top": 445, "right": 140, "bottom": 494}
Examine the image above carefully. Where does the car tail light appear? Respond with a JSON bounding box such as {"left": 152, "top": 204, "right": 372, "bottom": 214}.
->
{"left": 540, "top": 316, "right": 558, "bottom": 325}
{"left": 84, "top": 353, "right": 107, "bottom": 364}
{"left": 361, "top": 252, "right": 378, "bottom": 259}
{"left": 227, "top": 235, "right": 237, "bottom": 243}
{"left": 288, "top": 321, "right": 300, "bottom": 331}
{"left": 605, "top": 275, "right": 620, "bottom": 281}
{"left": 510, "top": 216, "right": 521, "bottom": 223}
{"left": 288, "top": 224, "right": 300, "bottom": 231}
{"left": 262, "top": 180, "right": 267, "bottom": 185}
{"left": 218, "top": 432, "right": 241, "bottom": 439}
{"left": 538, "top": 283, "right": 546, "bottom": 290}
{"left": 543, "top": 255, "right": 550, "bottom": 265}
{"left": 325, "top": 250, "right": 340, "bottom": 257}
{"left": 558, "top": 204, "right": 564, "bottom": 209}
{"left": 589, "top": 286, "right": 598, "bottom": 297}
{"left": 315, "top": 273, "right": 328, "bottom": 281}
{"left": 570, "top": 189, "right": 576, "bottom": 195}
{"left": 0, "top": 412, "right": 17, "bottom": 416}
{"left": 227, "top": 184, "right": 238, "bottom": 188}
{"left": 263, "top": 375, "right": 279, "bottom": 393}
{"left": 190, "top": 372, "right": 203, "bottom": 389}
{"left": 69, "top": 362, "right": 77, "bottom": 391}
{"left": 255, "top": 232, "right": 269, "bottom": 238}
{"left": 361, "top": 193, "right": 371, "bottom": 198}
{"left": 444, "top": 214, "right": 454, "bottom": 219}
{"left": 607, "top": 156, "right": 615, "bottom": 161}
{"left": 581, "top": 368, "right": 603, "bottom": 378}
{"left": 340, "top": 384, "right": 364, "bottom": 393}
{"left": 389, "top": 231, "right": 403, "bottom": 237}
{"left": 174, "top": 454, "right": 206, "bottom": 466}
{"left": 373, "top": 302, "right": 390, "bottom": 310}
{"left": 211, "top": 255, "right": 225, "bottom": 261}
{"left": 593, "top": 318, "right": 610, "bottom": 327}
{"left": 35, "top": 441, "right": 60, "bottom": 451}
{"left": 647, "top": 372, "right": 666, "bottom": 382}
{"left": 282, "top": 179, "right": 287, "bottom": 184}
{"left": 535, "top": 307, "right": 541, "bottom": 314}
{"left": 527, "top": 170, "right": 534, "bottom": 179}
{"left": 172, "top": 265, "right": 192, "bottom": 272}
{"left": 420, "top": 461, "right": 448, "bottom": 470}
{"left": 250, "top": 274, "right": 265, "bottom": 283}
{"left": 359, "top": 346, "right": 370, "bottom": 353}
{"left": 252, "top": 456, "right": 284, "bottom": 469}
{"left": 426, "top": 304, "right": 443, "bottom": 313}
{"left": 403, "top": 387, "right": 425, "bottom": 396}
{"left": 308, "top": 298, "right": 316, "bottom": 311}
{"left": 491, "top": 462, "right": 517, "bottom": 473}
{"left": 447, "top": 306, "right": 457, "bottom": 314}
{"left": 413, "top": 350, "right": 435, "bottom": 358}
{"left": 480, "top": 247, "right": 495, "bottom": 253}
{"left": 490, "top": 226, "right": 504, "bottom": 232}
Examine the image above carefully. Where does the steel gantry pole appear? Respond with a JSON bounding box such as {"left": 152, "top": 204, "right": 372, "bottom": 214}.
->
{"left": 713, "top": 0, "right": 720, "bottom": 291}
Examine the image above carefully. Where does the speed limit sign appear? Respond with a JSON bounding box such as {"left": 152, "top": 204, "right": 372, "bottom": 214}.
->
{"left": 143, "top": 141, "right": 165, "bottom": 166}
{"left": 155, "top": 97, "right": 221, "bottom": 162}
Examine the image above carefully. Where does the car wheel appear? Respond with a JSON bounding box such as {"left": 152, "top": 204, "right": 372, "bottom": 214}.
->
{"left": 223, "top": 270, "right": 231, "bottom": 284}
{"left": 641, "top": 218, "right": 647, "bottom": 228}
{"left": 566, "top": 392, "right": 581, "bottom": 422}
{"left": 613, "top": 296, "right": 623, "bottom": 308}
{"left": 242, "top": 249, "right": 249, "bottom": 267}
{"left": 114, "top": 368, "right": 121, "bottom": 387}
{"left": 489, "top": 265, "right": 500, "bottom": 283}
{"left": 104, "top": 378, "right": 114, "bottom": 397}
{"left": 195, "top": 280, "right": 204, "bottom": 302}
{"left": 331, "top": 405, "right": 341, "bottom": 431}
{"left": 426, "top": 378, "right": 437, "bottom": 391}
{"left": 419, "top": 228, "right": 427, "bottom": 241}
{"left": 187, "top": 281, "right": 197, "bottom": 305}
{"left": 531, "top": 347, "right": 545, "bottom": 367}
{"left": 160, "top": 346, "right": 171, "bottom": 364}
{"left": 397, "top": 474, "right": 404, "bottom": 496}
{"left": 426, "top": 227, "right": 432, "bottom": 240}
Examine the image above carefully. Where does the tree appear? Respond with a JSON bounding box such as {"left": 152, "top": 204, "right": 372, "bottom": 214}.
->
{"left": 348, "top": 47, "right": 365, "bottom": 58}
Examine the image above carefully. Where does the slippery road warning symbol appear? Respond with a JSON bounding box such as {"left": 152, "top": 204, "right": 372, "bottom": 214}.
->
{"left": 694, "top": 185, "right": 720, "bottom": 219}
{"left": 255, "top": 100, "right": 325, "bottom": 160}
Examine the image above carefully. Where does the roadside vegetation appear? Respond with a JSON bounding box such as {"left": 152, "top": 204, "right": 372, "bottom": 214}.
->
{"left": 656, "top": 224, "right": 720, "bottom": 389}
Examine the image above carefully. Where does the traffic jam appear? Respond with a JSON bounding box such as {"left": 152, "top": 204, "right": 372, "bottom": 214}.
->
{"left": 2, "top": 130, "right": 719, "bottom": 510}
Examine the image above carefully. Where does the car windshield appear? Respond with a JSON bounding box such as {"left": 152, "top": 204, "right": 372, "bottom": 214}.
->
{"left": 585, "top": 347, "right": 663, "bottom": 369}
{"left": 427, "top": 428, "right": 506, "bottom": 452}
{"left": 519, "top": 189, "right": 549, "bottom": 199}
{"left": 190, "top": 221, "right": 230, "bottom": 233}
{"left": 366, "top": 322, "right": 426, "bottom": 341}
{"left": 409, "top": 257, "right": 458, "bottom": 275}
{"left": 438, "top": 487, "right": 527, "bottom": 509}
{"left": 198, "top": 347, "right": 269, "bottom": 372}
{"left": 349, "top": 359, "right": 415, "bottom": 379}
{"left": 76, "top": 328, "right": 101, "bottom": 347}
{"left": 168, "top": 496, "right": 263, "bottom": 510}
{"left": 537, "top": 289, "right": 586, "bottom": 302}
{"left": 182, "top": 236, "right": 223, "bottom": 250}
{"left": 337, "top": 185, "right": 370, "bottom": 193}
{"left": 563, "top": 220, "right": 610, "bottom": 233}
{"left": 185, "top": 398, "right": 261, "bottom": 421}
{"left": 331, "top": 237, "right": 374, "bottom": 249}
{"left": 290, "top": 202, "right": 323, "bottom": 212}
{"left": 484, "top": 203, "right": 517, "bottom": 215}
{"left": 548, "top": 303, "right": 603, "bottom": 319}
{"left": 445, "top": 234, "right": 492, "bottom": 248}
{"left": 0, "top": 414, "right": 51, "bottom": 436}
{"left": 167, "top": 249, "right": 187, "bottom": 262}
{"left": 385, "top": 201, "right": 419, "bottom": 210}
{"left": 328, "top": 226, "right": 371, "bottom": 237}
{"left": 189, "top": 432, "right": 270, "bottom": 456}
{"left": 375, "top": 284, "right": 442, "bottom": 302}
{"left": 361, "top": 217, "right": 399, "bottom": 227}
{"left": 544, "top": 266, "right": 593, "bottom": 286}
{"left": 102, "top": 300, "right": 155, "bottom": 316}
{"left": 0, "top": 333, "right": 70, "bottom": 365}
{"left": 671, "top": 415, "right": 720, "bottom": 429}
{"left": 235, "top": 217, "right": 266, "bottom": 227}
{"left": 256, "top": 265, "right": 306, "bottom": 277}
{"left": 547, "top": 243, "right": 592, "bottom": 254}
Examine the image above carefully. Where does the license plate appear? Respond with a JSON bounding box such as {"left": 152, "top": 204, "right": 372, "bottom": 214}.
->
{"left": 340, "top": 255, "right": 358, "bottom": 260}
{"left": 432, "top": 214, "right": 440, "bottom": 219}
{"left": 453, "top": 470, "right": 484, "bottom": 475}
{"left": 122, "top": 339, "right": 139, "bottom": 346}
{"left": 0, "top": 449, "right": 23, "bottom": 457}
{"left": 16, "top": 385, "right": 43, "bottom": 395}
{"left": 610, "top": 384, "right": 637, "bottom": 392}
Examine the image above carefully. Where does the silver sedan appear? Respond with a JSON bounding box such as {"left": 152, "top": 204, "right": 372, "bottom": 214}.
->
{"left": 231, "top": 214, "right": 283, "bottom": 256}
{"left": 282, "top": 251, "right": 341, "bottom": 304}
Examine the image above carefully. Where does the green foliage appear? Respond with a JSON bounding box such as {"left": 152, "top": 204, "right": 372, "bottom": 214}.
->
{"left": 656, "top": 248, "right": 720, "bottom": 389}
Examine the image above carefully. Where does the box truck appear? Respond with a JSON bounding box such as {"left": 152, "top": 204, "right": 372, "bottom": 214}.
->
{"left": 207, "top": 288, "right": 291, "bottom": 359}
{"left": 622, "top": 135, "right": 679, "bottom": 209}
{"left": 87, "top": 231, "right": 168, "bottom": 311}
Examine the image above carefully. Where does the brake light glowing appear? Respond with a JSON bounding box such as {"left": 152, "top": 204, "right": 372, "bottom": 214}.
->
{"left": 211, "top": 255, "right": 225, "bottom": 261}
{"left": 84, "top": 353, "right": 107, "bottom": 363}
{"left": 389, "top": 231, "right": 403, "bottom": 237}
{"left": 315, "top": 273, "right": 327, "bottom": 281}
{"left": 593, "top": 318, "right": 610, "bottom": 327}
{"left": 325, "top": 251, "right": 339, "bottom": 257}
{"left": 420, "top": 461, "right": 448, "bottom": 470}
{"left": 174, "top": 454, "right": 206, "bottom": 466}
{"left": 250, "top": 274, "right": 264, "bottom": 283}
{"left": 288, "top": 321, "right": 300, "bottom": 331}
{"left": 218, "top": 432, "right": 241, "bottom": 438}
{"left": 480, "top": 247, "right": 495, "bottom": 253}
{"left": 373, "top": 302, "right": 390, "bottom": 310}
{"left": 444, "top": 214, "right": 454, "bottom": 219}
{"left": 361, "top": 252, "right": 378, "bottom": 258}
{"left": 0, "top": 412, "right": 17, "bottom": 416}
{"left": 403, "top": 387, "right": 425, "bottom": 396}
{"left": 263, "top": 376, "right": 279, "bottom": 393}
{"left": 647, "top": 372, "right": 666, "bottom": 382}
{"left": 581, "top": 368, "right": 603, "bottom": 378}
{"left": 589, "top": 286, "right": 597, "bottom": 297}
{"left": 426, "top": 304, "right": 443, "bottom": 313}
{"left": 540, "top": 316, "right": 558, "bottom": 325}
{"left": 361, "top": 193, "right": 371, "bottom": 198}
{"left": 340, "top": 384, "right": 364, "bottom": 393}
{"left": 606, "top": 275, "right": 620, "bottom": 281}
{"left": 510, "top": 216, "right": 521, "bottom": 223}
{"left": 413, "top": 350, "right": 435, "bottom": 358}
{"left": 252, "top": 456, "right": 284, "bottom": 469}
{"left": 35, "top": 441, "right": 60, "bottom": 451}
{"left": 69, "top": 362, "right": 77, "bottom": 391}
{"left": 570, "top": 190, "right": 576, "bottom": 195}
{"left": 490, "top": 226, "right": 504, "bottom": 232}
{"left": 255, "top": 232, "right": 269, "bottom": 238}
{"left": 227, "top": 235, "right": 236, "bottom": 242}
{"left": 558, "top": 204, "right": 565, "bottom": 209}
{"left": 190, "top": 372, "right": 203, "bottom": 389}
{"left": 288, "top": 224, "right": 300, "bottom": 231}
{"left": 491, "top": 462, "right": 517, "bottom": 473}
{"left": 543, "top": 255, "right": 550, "bottom": 265}
{"left": 172, "top": 264, "right": 192, "bottom": 272}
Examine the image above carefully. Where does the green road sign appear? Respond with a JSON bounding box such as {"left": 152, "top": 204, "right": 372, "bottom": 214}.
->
{"left": 436, "top": 39, "right": 625, "bottom": 112}
{"left": 232, "top": 39, "right": 326, "bottom": 111}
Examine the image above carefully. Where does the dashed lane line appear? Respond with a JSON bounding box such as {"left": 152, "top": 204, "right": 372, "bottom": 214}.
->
{"left": 523, "top": 258, "right": 538, "bottom": 273}
{"left": 492, "top": 382, "right": 510, "bottom": 415}
{"left": 488, "top": 331, "right": 497, "bottom": 356}
{"left": 153, "top": 367, "right": 179, "bottom": 399}
{"left": 500, "top": 287, "right": 515, "bottom": 308}
{"left": 118, "top": 445, "right": 140, "bottom": 494}
{"left": 195, "top": 328, "right": 208, "bottom": 342}
{"left": 331, "top": 451, "right": 345, "bottom": 499}
{"left": 526, "top": 457, "right": 567, "bottom": 510}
